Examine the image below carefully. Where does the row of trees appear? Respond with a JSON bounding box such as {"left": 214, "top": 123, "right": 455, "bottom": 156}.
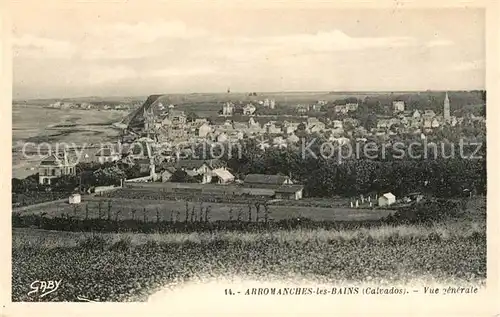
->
{"left": 212, "top": 139, "right": 486, "bottom": 199}
{"left": 184, "top": 136, "right": 486, "bottom": 199}
{"left": 46, "top": 199, "right": 272, "bottom": 224}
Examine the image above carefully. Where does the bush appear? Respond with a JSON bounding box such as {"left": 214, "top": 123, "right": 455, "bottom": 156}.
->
{"left": 388, "top": 199, "right": 464, "bottom": 224}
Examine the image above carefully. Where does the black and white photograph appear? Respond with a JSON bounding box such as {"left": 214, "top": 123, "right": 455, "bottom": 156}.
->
{"left": 6, "top": 0, "right": 493, "bottom": 311}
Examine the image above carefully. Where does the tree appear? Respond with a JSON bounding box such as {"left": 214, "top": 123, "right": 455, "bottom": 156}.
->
{"left": 170, "top": 170, "right": 197, "bottom": 183}
{"left": 52, "top": 175, "right": 79, "bottom": 192}
{"left": 93, "top": 166, "right": 126, "bottom": 186}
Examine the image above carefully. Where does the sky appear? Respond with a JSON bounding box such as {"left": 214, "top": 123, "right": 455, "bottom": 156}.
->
{"left": 11, "top": 2, "right": 485, "bottom": 99}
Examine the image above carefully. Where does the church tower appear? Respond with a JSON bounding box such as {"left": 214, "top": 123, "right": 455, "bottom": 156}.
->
{"left": 444, "top": 92, "right": 451, "bottom": 121}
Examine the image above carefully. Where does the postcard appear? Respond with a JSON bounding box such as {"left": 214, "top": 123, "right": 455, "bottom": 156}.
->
{"left": 1, "top": 0, "right": 498, "bottom": 316}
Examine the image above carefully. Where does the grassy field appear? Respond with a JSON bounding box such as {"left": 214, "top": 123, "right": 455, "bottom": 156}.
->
{"left": 12, "top": 219, "right": 486, "bottom": 302}
{"left": 14, "top": 197, "right": 396, "bottom": 222}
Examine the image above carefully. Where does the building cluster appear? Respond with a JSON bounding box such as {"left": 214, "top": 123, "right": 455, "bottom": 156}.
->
{"left": 36, "top": 92, "right": 485, "bottom": 203}
{"left": 37, "top": 145, "right": 305, "bottom": 200}
{"left": 130, "top": 92, "right": 485, "bottom": 155}
{"left": 47, "top": 101, "right": 134, "bottom": 111}
{"left": 371, "top": 93, "right": 460, "bottom": 137}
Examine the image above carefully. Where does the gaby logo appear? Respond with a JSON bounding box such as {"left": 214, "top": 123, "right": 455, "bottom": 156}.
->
{"left": 28, "top": 279, "right": 62, "bottom": 298}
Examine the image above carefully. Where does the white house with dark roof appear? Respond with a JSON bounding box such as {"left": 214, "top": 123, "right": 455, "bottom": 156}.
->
{"left": 38, "top": 151, "right": 76, "bottom": 185}
{"left": 243, "top": 174, "right": 293, "bottom": 188}
{"left": 275, "top": 184, "right": 304, "bottom": 200}
{"left": 378, "top": 192, "right": 396, "bottom": 207}
{"left": 243, "top": 173, "right": 303, "bottom": 200}
{"left": 169, "top": 159, "right": 234, "bottom": 184}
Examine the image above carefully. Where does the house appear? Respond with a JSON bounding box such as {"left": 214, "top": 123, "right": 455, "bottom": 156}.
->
{"left": 194, "top": 118, "right": 208, "bottom": 125}
{"left": 377, "top": 119, "right": 391, "bottom": 129}
{"left": 257, "top": 141, "right": 270, "bottom": 151}
{"left": 431, "top": 118, "right": 440, "bottom": 128}
{"left": 222, "top": 102, "right": 234, "bottom": 116}
{"left": 332, "top": 120, "right": 343, "bottom": 129}
{"left": 306, "top": 118, "right": 326, "bottom": 133}
{"left": 95, "top": 147, "right": 121, "bottom": 164}
{"left": 243, "top": 174, "right": 293, "bottom": 189}
{"left": 197, "top": 123, "right": 212, "bottom": 138}
{"left": 228, "top": 121, "right": 244, "bottom": 130}
{"left": 311, "top": 104, "right": 322, "bottom": 112}
{"left": 272, "top": 136, "right": 287, "bottom": 149}
{"left": 412, "top": 110, "right": 421, "bottom": 119}
{"left": 343, "top": 118, "right": 360, "bottom": 128}
{"left": 275, "top": 185, "right": 304, "bottom": 200}
{"left": 404, "top": 192, "right": 424, "bottom": 203}
{"left": 263, "top": 99, "right": 276, "bottom": 109}
{"left": 296, "top": 104, "right": 310, "bottom": 114}
{"left": 212, "top": 168, "right": 235, "bottom": 184}
{"left": 243, "top": 104, "right": 256, "bottom": 115}
{"left": 308, "top": 123, "right": 325, "bottom": 134}
{"left": 393, "top": 101, "right": 405, "bottom": 113}
{"left": 378, "top": 192, "right": 396, "bottom": 207}
{"left": 216, "top": 132, "right": 228, "bottom": 143}
{"left": 265, "top": 122, "right": 282, "bottom": 134}
{"left": 334, "top": 105, "right": 349, "bottom": 114}
{"left": 329, "top": 136, "right": 350, "bottom": 146}
{"left": 163, "top": 110, "right": 187, "bottom": 125}
{"left": 241, "top": 187, "right": 276, "bottom": 197}
{"left": 68, "top": 193, "right": 81, "bottom": 204}
{"left": 422, "top": 110, "right": 436, "bottom": 119}
{"left": 161, "top": 169, "right": 173, "bottom": 182}
{"left": 345, "top": 103, "right": 359, "bottom": 111}
{"left": 136, "top": 158, "right": 152, "bottom": 174}
{"left": 38, "top": 151, "right": 76, "bottom": 185}
{"left": 173, "top": 159, "right": 234, "bottom": 184}
{"left": 287, "top": 133, "right": 300, "bottom": 144}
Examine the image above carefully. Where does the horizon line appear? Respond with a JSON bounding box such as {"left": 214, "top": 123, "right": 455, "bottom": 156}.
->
{"left": 13, "top": 88, "right": 486, "bottom": 102}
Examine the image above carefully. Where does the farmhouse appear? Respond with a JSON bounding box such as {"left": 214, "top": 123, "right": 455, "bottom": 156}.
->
{"left": 171, "top": 159, "right": 235, "bottom": 184}
{"left": 378, "top": 192, "right": 396, "bottom": 207}
{"left": 68, "top": 193, "right": 81, "bottom": 204}
{"left": 243, "top": 174, "right": 293, "bottom": 189}
{"left": 274, "top": 184, "right": 304, "bottom": 200}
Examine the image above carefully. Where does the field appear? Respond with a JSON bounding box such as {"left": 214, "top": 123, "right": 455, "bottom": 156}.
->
{"left": 12, "top": 219, "right": 486, "bottom": 302}
{"left": 14, "top": 196, "right": 396, "bottom": 222}
{"left": 11, "top": 196, "right": 486, "bottom": 302}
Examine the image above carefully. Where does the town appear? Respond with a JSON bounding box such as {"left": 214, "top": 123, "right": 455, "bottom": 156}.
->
{"left": 10, "top": 4, "right": 488, "bottom": 304}
{"left": 12, "top": 90, "right": 486, "bottom": 213}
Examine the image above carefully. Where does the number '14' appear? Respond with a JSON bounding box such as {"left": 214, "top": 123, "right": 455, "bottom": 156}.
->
{"left": 225, "top": 289, "right": 234, "bottom": 295}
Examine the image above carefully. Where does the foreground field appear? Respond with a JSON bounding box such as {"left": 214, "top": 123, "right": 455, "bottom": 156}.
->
{"left": 12, "top": 220, "right": 486, "bottom": 302}
{"left": 15, "top": 197, "right": 396, "bottom": 222}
